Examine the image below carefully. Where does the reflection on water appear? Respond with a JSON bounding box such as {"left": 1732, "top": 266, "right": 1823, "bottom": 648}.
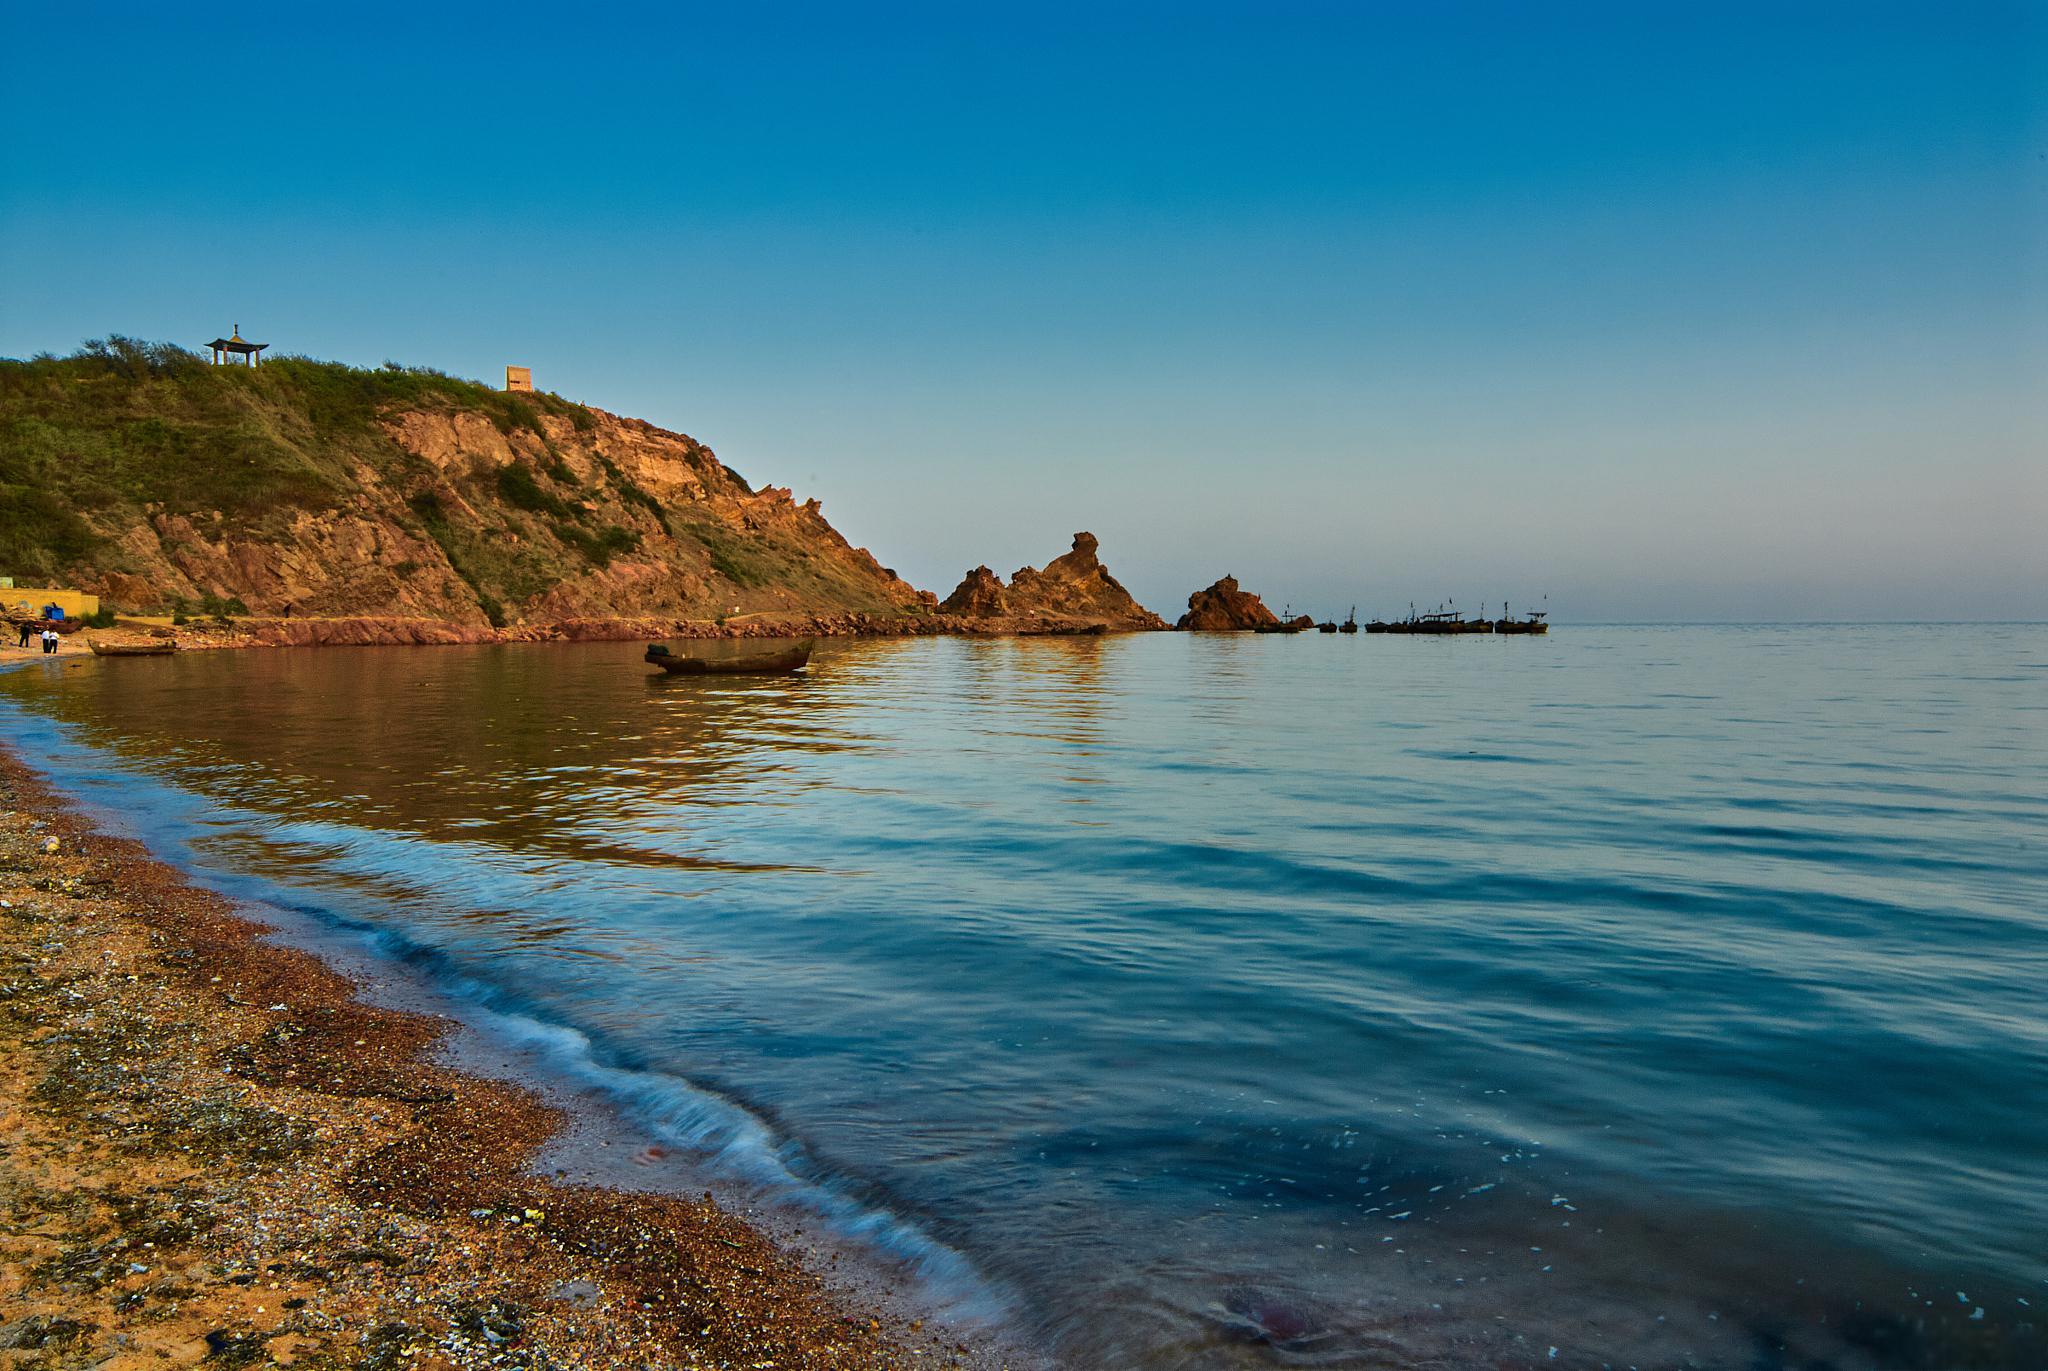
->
{"left": 4, "top": 628, "right": 2046, "bottom": 1370}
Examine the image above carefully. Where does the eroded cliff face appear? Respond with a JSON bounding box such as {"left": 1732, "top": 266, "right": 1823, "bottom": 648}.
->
{"left": 940, "top": 533, "right": 1167, "bottom": 631}
{"left": 1178, "top": 576, "right": 1281, "bottom": 630}
{"left": 54, "top": 385, "right": 933, "bottom": 628}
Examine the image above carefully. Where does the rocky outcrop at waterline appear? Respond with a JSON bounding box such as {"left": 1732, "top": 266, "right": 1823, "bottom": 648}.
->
{"left": 940, "top": 532, "right": 1168, "bottom": 632}
{"left": 938, "top": 566, "right": 1009, "bottom": 618}
{"left": 1177, "top": 576, "right": 1282, "bottom": 631}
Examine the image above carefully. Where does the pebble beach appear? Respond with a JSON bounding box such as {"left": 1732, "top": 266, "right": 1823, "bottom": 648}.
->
{"left": 0, "top": 746, "right": 977, "bottom": 1371}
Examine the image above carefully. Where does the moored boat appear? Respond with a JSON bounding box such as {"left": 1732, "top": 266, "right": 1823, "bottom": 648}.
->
{"left": 1253, "top": 605, "right": 1313, "bottom": 634}
{"left": 1494, "top": 612, "right": 1548, "bottom": 635}
{"left": 1361, "top": 600, "right": 1511, "bottom": 634}
{"left": 645, "top": 639, "right": 815, "bottom": 675}
{"left": 1491, "top": 601, "right": 1550, "bottom": 634}
{"left": 1338, "top": 607, "right": 1359, "bottom": 634}
{"left": 87, "top": 638, "right": 178, "bottom": 657}
{"left": 1395, "top": 610, "right": 1487, "bottom": 634}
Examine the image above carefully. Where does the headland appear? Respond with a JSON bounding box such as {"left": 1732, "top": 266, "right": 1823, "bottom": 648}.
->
{"left": 2, "top": 340, "right": 1169, "bottom": 650}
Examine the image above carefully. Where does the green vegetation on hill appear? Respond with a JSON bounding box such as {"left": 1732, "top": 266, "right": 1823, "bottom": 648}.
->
{"left": 0, "top": 337, "right": 598, "bottom": 582}
{"left": 0, "top": 336, "right": 924, "bottom": 624}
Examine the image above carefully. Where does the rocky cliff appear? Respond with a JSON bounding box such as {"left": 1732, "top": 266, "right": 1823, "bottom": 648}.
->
{"left": 0, "top": 339, "right": 935, "bottom": 633}
{"left": 940, "top": 533, "right": 1166, "bottom": 631}
{"left": 1178, "top": 575, "right": 1282, "bottom": 630}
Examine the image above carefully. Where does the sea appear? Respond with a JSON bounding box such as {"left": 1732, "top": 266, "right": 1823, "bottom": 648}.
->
{"left": 2, "top": 626, "right": 2042, "bottom": 1370}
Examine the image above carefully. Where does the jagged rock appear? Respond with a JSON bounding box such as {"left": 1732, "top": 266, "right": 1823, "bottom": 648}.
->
{"left": 940, "top": 566, "right": 1010, "bottom": 617}
{"left": 938, "top": 533, "right": 1166, "bottom": 630}
{"left": 1005, "top": 533, "right": 1166, "bottom": 628}
{"left": 1177, "top": 576, "right": 1281, "bottom": 631}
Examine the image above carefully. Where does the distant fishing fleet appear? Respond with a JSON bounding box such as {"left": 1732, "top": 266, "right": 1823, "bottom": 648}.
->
{"left": 637, "top": 600, "right": 1548, "bottom": 676}
{"left": 1366, "top": 600, "right": 1548, "bottom": 635}
{"left": 1276, "top": 601, "right": 1549, "bottom": 635}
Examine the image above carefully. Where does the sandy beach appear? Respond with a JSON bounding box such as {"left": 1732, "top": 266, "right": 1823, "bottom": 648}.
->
{"left": 0, "top": 745, "right": 975, "bottom": 1371}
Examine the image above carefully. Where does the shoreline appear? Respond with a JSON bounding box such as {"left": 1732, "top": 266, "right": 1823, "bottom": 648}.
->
{"left": 0, "top": 743, "right": 1000, "bottom": 1370}
{"left": 29, "top": 610, "right": 1167, "bottom": 658}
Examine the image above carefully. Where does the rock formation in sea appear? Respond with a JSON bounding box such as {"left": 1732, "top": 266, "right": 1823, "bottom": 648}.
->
{"left": 940, "top": 533, "right": 1167, "bottom": 632}
{"left": 1177, "top": 575, "right": 1282, "bottom": 630}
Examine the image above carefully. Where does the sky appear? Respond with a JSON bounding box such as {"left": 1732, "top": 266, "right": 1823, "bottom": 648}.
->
{"left": 2, "top": 2, "right": 2041, "bottom": 621}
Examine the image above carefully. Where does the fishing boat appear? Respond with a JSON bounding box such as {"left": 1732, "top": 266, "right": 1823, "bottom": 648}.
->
{"left": 1374, "top": 600, "right": 1494, "bottom": 634}
{"left": 14, "top": 616, "right": 83, "bottom": 636}
{"left": 87, "top": 638, "right": 178, "bottom": 657}
{"left": 644, "top": 638, "right": 815, "bottom": 675}
{"left": 1316, "top": 620, "right": 1338, "bottom": 634}
{"left": 1254, "top": 606, "right": 1311, "bottom": 634}
{"left": 1338, "top": 607, "right": 1358, "bottom": 634}
{"left": 1493, "top": 603, "right": 1549, "bottom": 635}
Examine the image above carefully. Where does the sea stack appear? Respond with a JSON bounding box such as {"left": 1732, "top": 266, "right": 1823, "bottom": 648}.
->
{"left": 1177, "top": 576, "right": 1283, "bottom": 630}
{"left": 941, "top": 532, "right": 1167, "bottom": 631}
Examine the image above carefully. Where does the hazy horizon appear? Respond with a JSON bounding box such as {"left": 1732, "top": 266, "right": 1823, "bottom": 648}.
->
{"left": 4, "top": 4, "right": 2040, "bottom": 622}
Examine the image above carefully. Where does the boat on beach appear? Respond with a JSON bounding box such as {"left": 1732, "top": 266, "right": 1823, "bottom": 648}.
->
{"left": 10, "top": 616, "right": 82, "bottom": 636}
{"left": 645, "top": 639, "right": 815, "bottom": 675}
{"left": 87, "top": 638, "right": 178, "bottom": 657}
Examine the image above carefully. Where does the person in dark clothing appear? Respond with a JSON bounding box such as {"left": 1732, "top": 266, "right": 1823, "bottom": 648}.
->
{"left": 15, "top": 621, "right": 30, "bottom": 649}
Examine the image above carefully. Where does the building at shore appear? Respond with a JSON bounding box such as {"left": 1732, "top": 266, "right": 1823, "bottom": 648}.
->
{"left": 1, "top": 584, "right": 99, "bottom": 620}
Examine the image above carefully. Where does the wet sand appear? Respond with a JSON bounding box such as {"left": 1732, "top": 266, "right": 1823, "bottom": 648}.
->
{"left": 0, "top": 745, "right": 983, "bottom": 1370}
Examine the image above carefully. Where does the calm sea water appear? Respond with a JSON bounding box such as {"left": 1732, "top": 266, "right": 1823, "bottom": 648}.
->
{"left": 3, "top": 627, "right": 2043, "bottom": 1369}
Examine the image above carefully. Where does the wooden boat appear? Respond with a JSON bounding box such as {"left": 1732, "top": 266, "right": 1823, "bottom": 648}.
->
{"left": 1490, "top": 601, "right": 1549, "bottom": 634}
{"left": 1338, "top": 608, "right": 1359, "bottom": 634}
{"left": 1375, "top": 608, "right": 1493, "bottom": 635}
{"left": 1254, "top": 605, "right": 1312, "bottom": 634}
{"left": 87, "top": 638, "right": 177, "bottom": 657}
{"left": 1316, "top": 621, "right": 1338, "bottom": 634}
{"left": 645, "top": 639, "right": 814, "bottom": 675}
{"left": 1494, "top": 612, "right": 1548, "bottom": 635}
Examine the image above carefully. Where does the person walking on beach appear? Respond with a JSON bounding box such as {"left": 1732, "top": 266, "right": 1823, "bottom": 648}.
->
{"left": 15, "top": 620, "right": 30, "bottom": 649}
{"left": 40, "top": 628, "right": 58, "bottom": 655}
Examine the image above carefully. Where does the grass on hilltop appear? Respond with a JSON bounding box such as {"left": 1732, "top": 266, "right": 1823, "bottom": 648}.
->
{"left": 0, "top": 336, "right": 916, "bottom": 620}
{"left": 0, "top": 337, "right": 605, "bottom": 586}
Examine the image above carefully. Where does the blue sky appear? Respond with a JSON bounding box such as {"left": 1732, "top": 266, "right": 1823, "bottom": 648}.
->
{"left": 3, "top": 2, "right": 2040, "bottom": 620}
